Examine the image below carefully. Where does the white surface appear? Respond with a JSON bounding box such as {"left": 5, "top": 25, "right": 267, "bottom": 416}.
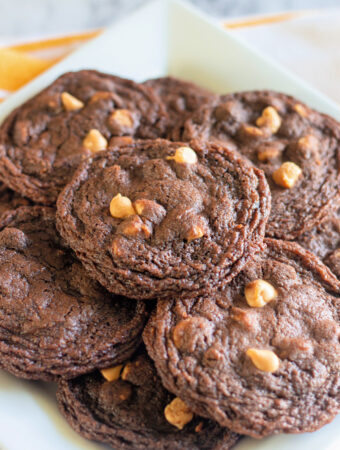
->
{"left": 233, "top": 9, "right": 340, "bottom": 103}
{"left": 0, "top": 1, "right": 339, "bottom": 449}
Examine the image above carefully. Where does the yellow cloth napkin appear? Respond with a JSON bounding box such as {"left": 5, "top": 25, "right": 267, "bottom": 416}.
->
{"left": 0, "top": 48, "right": 52, "bottom": 92}
{"left": 0, "top": 31, "right": 100, "bottom": 102}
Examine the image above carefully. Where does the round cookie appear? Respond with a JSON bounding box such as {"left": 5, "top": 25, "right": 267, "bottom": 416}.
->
{"left": 176, "top": 90, "right": 340, "bottom": 239}
{"left": 297, "top": 208, "right": 340, "bottom": 278}
{"left": 0, "top": 183, "right": 31, "bottom": 219}
{"left": 56, "top": 138, "right": 271, "bottom": 300}
{"left": 0, "top": 70, "right": 168, "bottom": 204}
{"left": 57, "top": 348, "right": 240, "bottom": 450}
{"left": 143, "top": 239, "right": 340, "bottom": 438}
{"left": 0, "top": 206, "right": 147, "bottom": 381}
{"left": 144, "top": 77, "right": 216, "bottom": 131}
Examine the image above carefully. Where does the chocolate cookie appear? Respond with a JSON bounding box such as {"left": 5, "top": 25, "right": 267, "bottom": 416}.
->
{"left": 0, "top": 70, "right": 168, "bottom": 204}
{"left": 57, "top": 348, "right": 240, "bottom": 450}
{"left": 176, "top": 91, "right": 340, "bottom": 239}
{"left": 144, "top": 77, "right": 216, "bottom": 131}
{"left": 0, "top": 183, "right": 31, "bottom": 219}
{"left": 0, "top": 206, "right": 147, "bottom": 381}
{"left": 297, "top": 208, "right": 340, "bottom": 277}
{"left": 144, "top": 239, "right": 340, "bottom": 438}
{"left": 57, "top": 138, "right": 270, "bottom": 299}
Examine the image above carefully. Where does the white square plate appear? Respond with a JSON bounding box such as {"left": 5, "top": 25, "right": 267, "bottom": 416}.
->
{"left": 0, "top": 1, "right": 339, "bottom": 449}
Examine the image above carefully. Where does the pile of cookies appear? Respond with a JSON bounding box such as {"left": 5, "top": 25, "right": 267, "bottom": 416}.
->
{"left": 0, "top": 70, "right": 339, "bottom": 449}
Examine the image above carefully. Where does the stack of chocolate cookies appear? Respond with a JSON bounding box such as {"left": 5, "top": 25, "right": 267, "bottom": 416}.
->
{"left": 0, "top": 70, "right": 339, "bottom": 449}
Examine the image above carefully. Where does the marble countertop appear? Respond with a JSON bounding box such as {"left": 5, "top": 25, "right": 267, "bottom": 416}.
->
{"left": 0, "top": 0, "right": 339, "bottom": 39}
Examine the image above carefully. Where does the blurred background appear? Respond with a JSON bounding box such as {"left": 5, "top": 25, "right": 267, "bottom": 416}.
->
{"left": 0, "top": 0, "right": 339, "bottom": 103}
{"left": 0, "top": 0, "right": 340, "bottom": 38}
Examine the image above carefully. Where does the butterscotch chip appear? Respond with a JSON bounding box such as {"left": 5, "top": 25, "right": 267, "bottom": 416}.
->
{"left": 133, "top": 199, "right": 166, "bottom": 225}
{"left": 272, "top": 162, "right": 302, "bottom": 188}
{"left": 134, "top": 199, "right": 148, "bottom": 215}
{"left": 119, "top": 216, "right": 151, "bottom": 238}
{"left": 246, "top": 348, "right": 280, "bottom": 372}
{"left": 120, "top": 216, "right": 142, "bottom": 236}
{"left": 120, "top": 362, "right": 132, "bottom": 381}
{"left": 243, "top": 125, "right": 264, "bottom": 138}
{"left": 110, "top": 109, "right": 134, "bottom": 128}
{"left": 164, "top": 397, "right": 194, "bottom": 430}
{"left": 83, "top": 129, "right": 108, "bottom": 153}
{"left": 61, "top": 92, "right": 84, "bottom": 111}
{"left": 141, "top": 224, "right": 152, "bottom": 238}
{"left": 186, "top": 225, "right": 204, "bottom": 241}
{"left": 100, "top": 364, "right": 123, "bottom": 382}
{"left": 134, "top": 199, "right": 156, "bottom": 215}
{"left": 298, "top": 134, "right": 319, "bottom": 151}
{"left": 293, "top": 103, "right": 309, "bottom": 117}
{"left": 167, "top": 146, "right": 198, "bottom": 164}
{"left": 256, "top": 106, "right": 281, "bottom": 133}
{"left": 257, "top": 148, "right": 280, "bottom": 161}
{"left": 110, "top": 194, "right": 135, "bottom": 219}
{"left": 245, "top": 279, "right": 277, "bottom": 307}
{"left": 89, "top": 91, "right": 114, "bottom": 103}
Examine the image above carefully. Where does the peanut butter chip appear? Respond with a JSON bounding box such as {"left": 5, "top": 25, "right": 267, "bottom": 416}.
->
{"left": 246, "top": 349, "right": 280, "bottom": 373}
{"left": 256, "top": 106, "right": 282, "bottom": 134}
{"left": 273, "top": 162, "right": 302, "bottom": 188}
{"left": 245, "top": 279, "right": 277, "bottom": 307}
{"left": 186, "top": 225, "right": 204, "bottom": 242}
{"left": 164, "top": 398, "right": 194, "bottom": 430}
{"left": 83, "top": 129, "right": 108, "bottom": 153}
{"left": 61, "top": 92, "right": 84, "bottom": 111}
{"left": 110, "top": 194, "right": 136, "bottom": 219}
{"left": 110, "top": 109, "right": 134, "bottom": 127}
{"left": 100, "top": 364, "right": 123, "bottom": 382}
{"left": 167, "top": 147, "right": 198, "bottom": 165}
